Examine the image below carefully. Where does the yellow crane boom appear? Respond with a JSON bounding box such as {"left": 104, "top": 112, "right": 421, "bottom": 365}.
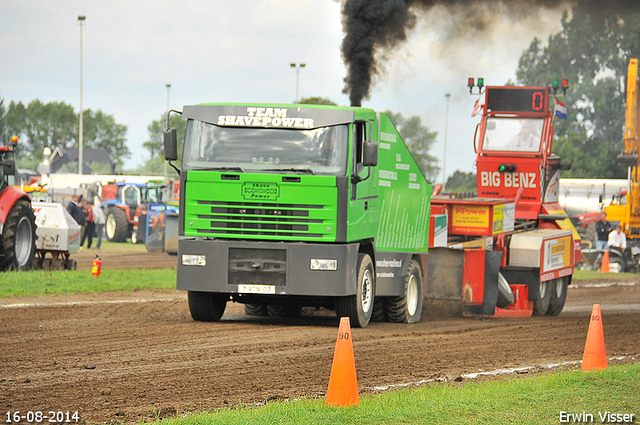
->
{"left": 608, "top": 58, "right": 640, "bottom": 238}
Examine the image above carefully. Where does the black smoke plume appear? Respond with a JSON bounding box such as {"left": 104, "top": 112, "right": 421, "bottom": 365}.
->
{"left": 340, "top": 0, "right": 637, "bottom": 107}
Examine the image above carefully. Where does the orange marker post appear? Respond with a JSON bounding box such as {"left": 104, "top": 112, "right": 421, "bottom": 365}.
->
{"left": 600, "top": 251, "right": 610, "bottom": 273}
{"left": 326, "top": 317, "right": 360, "bottom": 407}
{"left": 581, "top": 304, "right": 607, "bottom": 371}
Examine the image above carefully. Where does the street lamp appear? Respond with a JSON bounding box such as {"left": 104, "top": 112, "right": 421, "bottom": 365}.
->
{"left": 442, "top": 93, "right": 451, "bottom": 192}
{"left": 78, "top": 15, "right": 86, "bottom": 175}
{"left": 290, "top": 63, "right": 306, "bottom": 103}
{"left": 164, "top": 84, "right": 171, "bottom": 178}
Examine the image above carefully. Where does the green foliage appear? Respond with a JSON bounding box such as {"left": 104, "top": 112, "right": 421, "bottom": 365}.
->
{"left": 83, "top": 109, "right": 130, "bottom": 170}
{"left": 297, "top": 97, "right": 338, "bottom": 105}
{"left": 386, "top": 111, "right": 440, "bottom": 182}
{"left": 515, "top": 4, "right": 640, "bottom": 178}
{"left": 0, "top": 97, "right": 129, "bottom": 172}
{"left": 446, "top": 170, "right": 477, "bottom": 193}
{"left": 136, "top": 113, "right": 187, "bottom": 175}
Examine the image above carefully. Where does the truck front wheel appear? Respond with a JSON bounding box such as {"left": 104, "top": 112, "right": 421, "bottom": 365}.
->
{"left": 188, "top": 291, "right": 227, "bottom": 322}
{"left": 388, "top": 259, "right": 423, "bottom": 323}
{"left": 335, "top": 253, "right": 375, "bottom": 328}
{"left": 0, "top": 199, "right": 36, "bottom": 271}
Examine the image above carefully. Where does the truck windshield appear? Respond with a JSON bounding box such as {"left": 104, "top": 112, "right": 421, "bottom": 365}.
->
{"left": 182, "top": 120, "right": 349, "bottom": 175}
{"left": 482, "top": 118, "right": 544, "bottom": 153}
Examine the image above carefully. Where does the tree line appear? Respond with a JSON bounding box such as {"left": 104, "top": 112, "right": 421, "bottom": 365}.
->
{"left": 0, "top": 98, "right": 130, "bottom": 172}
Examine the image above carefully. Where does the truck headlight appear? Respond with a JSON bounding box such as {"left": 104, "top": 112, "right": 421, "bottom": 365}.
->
{"left": 182, "top": 254, "right": 206, "bottom": 266}
{"left": 310, "top": 259, "right": 337, "bottom": 271}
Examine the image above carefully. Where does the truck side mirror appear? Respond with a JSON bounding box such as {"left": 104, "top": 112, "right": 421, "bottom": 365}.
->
{"left": 2, "top": 159, "right": 16, "bottom": 176}
{"left": 362, "top": 141, "right": 378, "bottom": 167}
{"left": 164, "top": 128, "right": 178, "bottom": 161}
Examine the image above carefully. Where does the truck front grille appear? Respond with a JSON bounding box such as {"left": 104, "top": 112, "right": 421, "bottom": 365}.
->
{"left": 196, "top": 201, "right": 325, "bottom": 238}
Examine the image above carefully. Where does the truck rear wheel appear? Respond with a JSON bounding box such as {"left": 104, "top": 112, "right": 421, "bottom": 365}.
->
{"left": 0, "top": 199, "right": 36, "bottom": 271}
{"left": 371, "top": 298, "right": 387, "bottom": 322}
{"left": 267, "top": 304, "right": 302, "bottom": 317}
{"left": 335, "top": 253, "right": 375, "bottom": 328}
{"left": 387, "top": 259, "right": 423, "bottom": 323}
{"left": 532, "top": 280, "right": 551, "bottom": 316}
{"left": 105, "top": 208, "right": 129, "bottom": 242}
{"left": 545, "top": 277, "right": 569, "bottom": 316}
{"left": 244, "top": 303, "right": 268, "bottom": 316}
{"left": 188, "top": 291, "right": 227, "bottom": 321}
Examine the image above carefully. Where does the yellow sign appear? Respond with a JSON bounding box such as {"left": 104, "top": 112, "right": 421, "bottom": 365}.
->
{"left": 452, "top": 205, "right": 490, "bottom": 229}
{"left": 543, "top": 235, "right": 572, "bottom": 272}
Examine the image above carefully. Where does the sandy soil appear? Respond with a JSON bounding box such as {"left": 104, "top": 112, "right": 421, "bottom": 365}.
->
{"left": 1, "top": 248, "right": 639, "bottom": 424}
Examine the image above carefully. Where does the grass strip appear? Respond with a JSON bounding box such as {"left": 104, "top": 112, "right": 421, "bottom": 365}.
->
{"left": 573, "top": 269, "right": 639, "bottom": 281}
{"left": 0, "top": 268, "right": 176, "bottom": 298}
{"left": 150, "top": 363, "right": 640, "bottom": 425}
{"left": 0, "top": 267, "right": 634, "bottom": 299}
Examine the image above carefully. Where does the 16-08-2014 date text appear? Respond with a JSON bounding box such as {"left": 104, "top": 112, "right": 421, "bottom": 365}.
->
{"left": 5, "top": 411, "right": 79, "bottom": 424}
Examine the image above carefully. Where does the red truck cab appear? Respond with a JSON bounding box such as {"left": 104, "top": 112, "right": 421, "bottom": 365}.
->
{"left": 474, "top": 85, "right": 582, "bottom": 264}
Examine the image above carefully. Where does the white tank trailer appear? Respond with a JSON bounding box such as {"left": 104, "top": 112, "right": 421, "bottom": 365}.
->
{"left": 32, "top": 202, "right": 80, "bottom": 270}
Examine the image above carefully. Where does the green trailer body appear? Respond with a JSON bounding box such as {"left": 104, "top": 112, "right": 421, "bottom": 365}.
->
{"left": 167, "top": 103, "right": 431, "bottom": 327}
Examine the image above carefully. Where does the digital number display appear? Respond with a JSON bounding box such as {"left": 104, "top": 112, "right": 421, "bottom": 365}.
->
{"left": 486, "top": 88, "right": 548, "bottom": 114}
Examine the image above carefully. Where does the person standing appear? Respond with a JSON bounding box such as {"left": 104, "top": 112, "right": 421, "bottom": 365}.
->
{"left": 67, "top": 195, "right": 85, "bottom": 226}
{"left": 595, "top": 212, "right": 612, "bottom": 251}
{"left": 81, "top": 202, "right": 96, "bottom": 248}
{"left": 93, "top": 202, "right": 106, "bottom": 249}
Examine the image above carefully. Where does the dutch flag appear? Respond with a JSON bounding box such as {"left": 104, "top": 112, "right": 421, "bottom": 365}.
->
{"left": 555, "top": 99, "right": 567, "bottom": 120}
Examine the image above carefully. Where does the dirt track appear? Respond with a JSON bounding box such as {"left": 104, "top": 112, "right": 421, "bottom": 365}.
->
{"left": 1, "top": 248, "right": 639, "bottom": 424}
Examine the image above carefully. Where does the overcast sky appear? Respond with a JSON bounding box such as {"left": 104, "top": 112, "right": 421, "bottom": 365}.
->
{"left": 0, "top": 0, "right": 568, "bottom": 181}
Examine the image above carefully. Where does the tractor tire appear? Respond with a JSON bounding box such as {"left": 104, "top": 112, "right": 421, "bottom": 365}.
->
{"left": 546, "top": 277, "right": 569, "bottom": 316}
{"left": 187, "top": 291, "right": 227, "bottom": 322}
{"left": 244, "top": 303, "right": 268, "bottom": 316}
{"left": 335, "top": 253, "right": 375, "bottom": 328}
{"left": 131, "top": 230, "right": 139, "bottom": 244}
{"left": 387, "top": 259, "right": 423, "bottom": 323}
{"left": 105, "top": 208, "right": 129, "bottom": 242}
{"left": 0, "top": 199, "right": 36, "bottom": 271}
{"left": 532, "top": 280, "right": 552, "bottom": 316}
{"left": 610, "top": 256, "right": 625, "bottom": 273}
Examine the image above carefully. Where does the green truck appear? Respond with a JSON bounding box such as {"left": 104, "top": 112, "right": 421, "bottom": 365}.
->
{"left": 164, "top": 104, "right": 432, "bottom": 327}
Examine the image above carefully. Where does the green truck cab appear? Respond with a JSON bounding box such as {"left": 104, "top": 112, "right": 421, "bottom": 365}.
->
{"left": 164, "top": 104, "right": 431, "bottom": 327}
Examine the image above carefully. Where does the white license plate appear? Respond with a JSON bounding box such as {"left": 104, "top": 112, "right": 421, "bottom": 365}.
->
{"left": 238, "top": 284, "right": 276, "bottom": 294}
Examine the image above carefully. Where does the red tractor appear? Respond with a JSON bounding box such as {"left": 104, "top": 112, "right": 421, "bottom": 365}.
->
{"left": 472, "top": 81, "right": 581, "bottom": 260}
{"left": 0, "top": 137, "right": 37, "bottom": 271}
{"left": 101, "top": 182, "right": 146, "bottom": 243}
{"left": 428, "top": 81, "right": 582, "bottom": 318}
{"left": 101, "top": 180, "right": 177, "bottom": 244}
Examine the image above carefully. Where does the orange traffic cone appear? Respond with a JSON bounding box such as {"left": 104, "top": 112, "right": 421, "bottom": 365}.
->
{"left": 600, "top": 251, "right": 610, "bottom": 273}
{"left": 326, "top": 317, "right": 360, "bottom": 407}
{"left": 581, "top": 304, "right": 608, "bottom": 371}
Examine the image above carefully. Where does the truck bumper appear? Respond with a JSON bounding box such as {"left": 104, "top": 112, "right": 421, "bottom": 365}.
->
{"left": 177, "top": 238, "right": 360, "bottom": 296}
